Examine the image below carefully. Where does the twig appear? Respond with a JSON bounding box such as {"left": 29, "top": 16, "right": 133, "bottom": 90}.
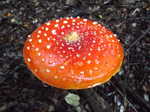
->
{"left": 127, "top": 27, "right": 150, "bottom": 51}
{"left": 79, "top": 89, "right": 112, "bottom": 112}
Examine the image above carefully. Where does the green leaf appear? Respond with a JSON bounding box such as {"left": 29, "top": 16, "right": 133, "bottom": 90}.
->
{"left": 65, "top": 93, "right": 80, "bottom": 106}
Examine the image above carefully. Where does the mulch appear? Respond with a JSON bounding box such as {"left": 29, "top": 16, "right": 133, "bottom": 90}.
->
{"left": 0, "top": 0, "right": 150, "bottom": 112}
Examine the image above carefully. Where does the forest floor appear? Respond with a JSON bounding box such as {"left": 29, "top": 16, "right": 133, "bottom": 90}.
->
{"left": 0, "top": 0, "right": 150, "bottom": 112}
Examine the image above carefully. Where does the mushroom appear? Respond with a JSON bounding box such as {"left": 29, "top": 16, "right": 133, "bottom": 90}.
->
{"left": 23, "top": 17, "right": 124, "bottom": 89}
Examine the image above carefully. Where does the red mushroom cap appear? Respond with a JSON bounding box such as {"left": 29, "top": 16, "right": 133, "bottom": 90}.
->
{"left": 23, "top": 17, "right": 124, "bottom": 89}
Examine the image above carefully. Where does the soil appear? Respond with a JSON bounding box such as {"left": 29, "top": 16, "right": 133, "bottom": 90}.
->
{"left": 0, "top": 0, "right": 150, "bottom": 112}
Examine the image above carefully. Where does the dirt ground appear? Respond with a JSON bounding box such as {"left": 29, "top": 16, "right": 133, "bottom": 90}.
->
{"left": 0, "top": 0, "right": 150, "bottom": 112}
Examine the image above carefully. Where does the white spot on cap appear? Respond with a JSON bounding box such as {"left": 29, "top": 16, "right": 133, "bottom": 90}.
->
{"left": 71, "top": 49, "right": 75, "bottom": 52}
{"left": 67, "top": 24, "right": 70, "bottom": 27}
{"left": 87, "top": 60, "right": 92, "bottom": 64}
{"left": 80, "top": 71, "right": 84, "bottom": 75}
{"left": 61, "top": 25, "right": 65, "bottom": 29}
{"left": 63, "top": 20, "right": 68, "bottom": 24}
{"left": 29, "top": 39, "right": 32, "bottom": 42}
{"left": 62, "top": 50, "right": 66, "bottom": 53}
{"left": 28, "top": 35, "right": 31, "bottom": 38}
{"left": 61, "top": 43, "right": 65, "bottom": 46}
{"left": 76, "top": 54, "right": 80, "bottom": 58}
{"left": 27, "top": 58, "right": 31, "bottom": 62}
{"left": 47, "top": 37, "right": 50, "bottom": 41}
{"left": 56, "top": 42, "right": 59, "bottom": 46}
{"left": 54, "top": 75, "right": 58, "bottom": 79}
{"left": 97, "top": 47, "right": 101, "bottom": 51}
{"left": 54, "top": 24, "right": 58, "bottom": 27}
{"left": 45, "top": 27, "right": 49, "bottom": 31}
{"left": 72, "top": 23, "right": 75, "bottom": 25}
{"left": 60, "top": 66, "right": 65, "bottom": 69}
{"left": 42, "top": 26, "right": 44, "bottom": 30}
{"left": 88, "top": 53, "right": 91, "bottom": 56}
{"left": 56, "top": 19, "right": 59, "bottom": 23}
{"left": 32, "top": 44, "right": 35, "bottom": 47}
{"left": 94, "top": 67, "right": 98, "bottom": 70}
{"left": 66, "top": 17, "right": 70, "bottom": 20}
{"left": 38, "top": 52, "right": 41, "bottom": 56}
{"left": 77, "top": 42, "right": 81, "bottom": 46}
{"left": 59, "top": 46, "right": 63, "bottom": 50}
{"left": 65, "top": 55, "right": 69, "bottom": 59}
{"left": 114, "top": 34, "right": 117, "bottom": 37}
{"left": 38, "top": 39, "right": 42, "bottom": 43}
{"left": 92, "top": 40, "right": 96, "bottom": 43}
{"left": 109, "top": 34, "right": 113, "bottom": 38}
{"left": 46, "top": 69, "right": 50, "bottom": 73}
{"left": 35, "top": 48, "right": 39, "bottom": 51}
{"left": 60, "top": 55, "right": 63, "bottom": 58}
{"left": 76, "top": 26, "right": 79, "bottom": 28}
{"left": 46, "top": 45, "right": 51, "bottom": 49}
{"left": 80, "top": 22, "right": 84, "bottom": 24}
{"left": 66, "top": 42, "right": 70, "bottom": 45}
{"left": 72, "top": 19, "right": 76, "bottom": 22}
{"left": 83, "top": 19, "right": 87, "bottom": 22}
{"left": 52, "top": 30, "right": 56, "bottom": 35}
{"left": 44, "top": 33, "right": 47, "bottom": 37}
{"left": 61, "top": 32, "right": 65, "bottom": 35}
{"left": 42, "top": 58, "right": 45, "bottom": 62}
{"left": 89, "top": 48, "right": 93, "bottom": 51}
{"left": 89, "top": 69, "right": 93, "bottom": 74}
{"left": 118, "top": 54, "right": 121, "bottom": 57}
{"left": 27, "top": 46, "right": 30, "bottom": 50}
{"left": 38, "top": 30, "right": 42, "bottom": 34}
{"left": 46, "top": 22, "right": 50, "bottom": 25}
{"left": 77, "top": 22, "right": 80, "bottom": 25}
{"left": 37, "top": 35, "right": 40, "bottom": 38}
{"left": 83, "top": 56, "right": 86, "bottom": 60}
{"left": 111, "top": 40, "right": 115, "bottom": 42}
{"left": 78, "top": 46, "right": 82, "bottom": 50}
{"left": 93, "top": 21, "right": 98, "bottom": 25}
{"left": 95, "top": 59, "right": 100, "bottom": 64}
{"left": 68, "top": 47, "right": 73, "bottom": 50}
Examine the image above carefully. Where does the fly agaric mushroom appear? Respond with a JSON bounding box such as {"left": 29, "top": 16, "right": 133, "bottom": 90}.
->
{"left": 23, "top": 17, "right": 124, "bottom": 89}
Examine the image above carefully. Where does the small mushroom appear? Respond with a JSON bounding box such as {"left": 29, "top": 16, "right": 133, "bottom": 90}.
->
{"left": 23, "top": 17, "right": 124, "bottom": 89}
